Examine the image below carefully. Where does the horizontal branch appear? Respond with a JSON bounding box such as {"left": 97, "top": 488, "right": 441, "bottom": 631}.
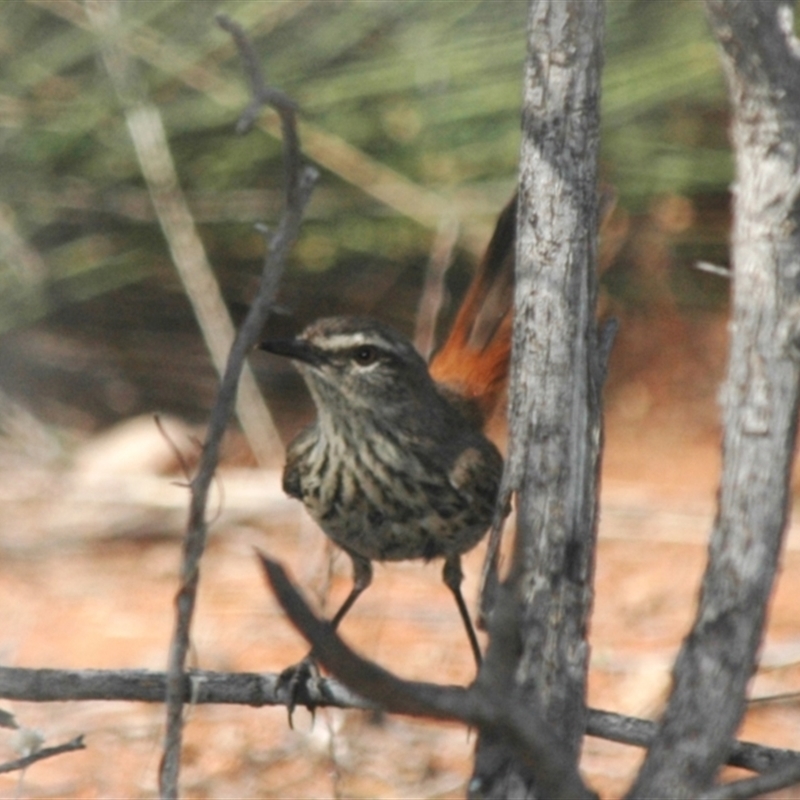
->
{"left": 0, "top": 666, "right": 369, "bottom": 710}
{"left": 586, "top": 709, "right": 800, "bottom": 775}
{"left": 1, "top": 665, "right": 797, "bottom": 778}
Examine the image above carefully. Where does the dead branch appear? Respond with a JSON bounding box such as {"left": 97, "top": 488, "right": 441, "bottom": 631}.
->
{"left": 259, "top": 553, "right": 597, "bottom": 800}
{"left": 585, "top": 709, "right": 800, "bottom": 775}
{"left": 698, "top": 757, "right": 800, "bottom": 800}
{"left": 0, "top": 666, "right": 368, "bottom": 710}
{"left": 84, "top": 0, "right": 282, "bottom": 468}
{"left": 1, "top": 665, "right": 797, "bottom": 778}
{"left": 0, "top": 736, "right": 85, "bottom": 775}
{"left": 473, "top": 1, "right": 605, "bottom": 796}
{"left": 155, "top": 15, "right": 317, "bottom": 800}
{"left": 630, "top": 2, "right": 800, "bottom": 795}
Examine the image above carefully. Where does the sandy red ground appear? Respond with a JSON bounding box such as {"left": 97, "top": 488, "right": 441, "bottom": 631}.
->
{"left": 3, "top": 309, "right": 800, "bottom": 799}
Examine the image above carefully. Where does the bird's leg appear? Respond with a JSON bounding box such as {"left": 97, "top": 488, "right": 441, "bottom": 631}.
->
{"left": 329, "top": 553, "right": 373, "bottom": 629}
{"left": 279, "top": 553, "right": 373, "bottom": 723}
{"left": 442, "top": 554, "right": 483, "bottom": 668}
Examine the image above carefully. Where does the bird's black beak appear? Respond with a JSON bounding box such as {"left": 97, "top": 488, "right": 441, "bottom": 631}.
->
{"left": 259, "top": 338, "right": 325, "bottom": 367}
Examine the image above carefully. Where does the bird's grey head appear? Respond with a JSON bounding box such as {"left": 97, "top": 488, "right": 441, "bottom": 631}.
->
{"left": 261, "top": 316, "right": 440, "bottom": 426}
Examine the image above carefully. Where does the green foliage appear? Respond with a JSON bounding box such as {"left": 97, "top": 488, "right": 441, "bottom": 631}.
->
{"left": 0, "top": 0, "right": 733, "bottom": 336}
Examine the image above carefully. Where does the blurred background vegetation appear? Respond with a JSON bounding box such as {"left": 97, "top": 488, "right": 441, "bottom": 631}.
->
{"left": 0, "top": 0, "right": 737, "bottom": 448}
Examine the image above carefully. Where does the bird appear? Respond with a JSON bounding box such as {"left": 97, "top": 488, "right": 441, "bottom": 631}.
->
{"left": 260, "top": 195, "right": 516, "bottom": 706}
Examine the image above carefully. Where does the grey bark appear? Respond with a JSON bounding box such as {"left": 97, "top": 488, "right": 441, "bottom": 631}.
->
{"left": 629, "top": 2, "right": 800, "bottom": 797}
{"left": 3, "top": 666, "right": 799, "bottom": 778}
{"left": 471, "top": 1, "right": 606, "bottom": 796}
{"left": 12, "top": 5, "right": 800, "bottom": 799}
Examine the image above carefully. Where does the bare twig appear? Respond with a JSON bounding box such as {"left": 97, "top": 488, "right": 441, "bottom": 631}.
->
{"left": 153, "top": 414, "right": 193, "bottom": 483}
{"left": 156, "top": 15, "right": 318, "bottom": 799}
{"left": 698, "top": 758, "right": 800, "bottom": 800}
{"left": 0, "top": 666, "right": 368, "bottom": 710}
{"left": 258, "top": 553, "right": 597, "bottom": 800}
{"left": 1, "top": 665, "right": 796, "bottom": 777}
{"left": 215, "top": 13, "right": 300, "bottom": 203}
{"left": 0, "top": 736, "right": 85, "bottom": 775}
{"left": 84, "top": 0, "right": 282, "bottom": 469}
{"left": 748, "top": 690, "right": 800, "bottom": 706}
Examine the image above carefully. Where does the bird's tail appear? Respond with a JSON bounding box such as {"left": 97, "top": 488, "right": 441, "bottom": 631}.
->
{"left": 429, "top": 194, "right": 517, "bottom": 426}
{"left": 429, "top": 187, "right": 619, "bottom": 429}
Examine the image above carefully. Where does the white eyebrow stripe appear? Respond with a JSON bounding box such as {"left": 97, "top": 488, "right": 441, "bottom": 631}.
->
{"left": 314, "top": 333, "right": 392, "bottom": 352}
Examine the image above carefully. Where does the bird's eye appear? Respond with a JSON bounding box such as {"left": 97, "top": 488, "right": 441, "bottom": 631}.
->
{"left": 352, "top": 345, "right": 379, "bottom": 366}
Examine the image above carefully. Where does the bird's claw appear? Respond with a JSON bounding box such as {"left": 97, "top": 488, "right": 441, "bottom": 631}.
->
{"left": 277, "top": 654, "right": 327, "bottom": 727}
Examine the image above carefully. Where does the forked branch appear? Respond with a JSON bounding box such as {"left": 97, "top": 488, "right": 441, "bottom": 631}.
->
{"left": 258, "top": 553, "right": 597, "bottom": 800}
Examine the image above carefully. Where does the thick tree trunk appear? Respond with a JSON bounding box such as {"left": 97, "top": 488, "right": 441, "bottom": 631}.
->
{"left": 471, "top": 1, "right": 605, "bottom": 796}
{"left": 630, "top": 2, "right": 800, "bottom": 797}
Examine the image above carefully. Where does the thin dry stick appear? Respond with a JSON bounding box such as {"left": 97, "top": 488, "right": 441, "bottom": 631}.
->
{"left": 156, "top": 15, "right": 318, "bottom": 800}
{"left": 0, "top": 736, "right": 86, "bottom": 775}
{"left": 84, "top": 0, "right": 281, "bottom": 468}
